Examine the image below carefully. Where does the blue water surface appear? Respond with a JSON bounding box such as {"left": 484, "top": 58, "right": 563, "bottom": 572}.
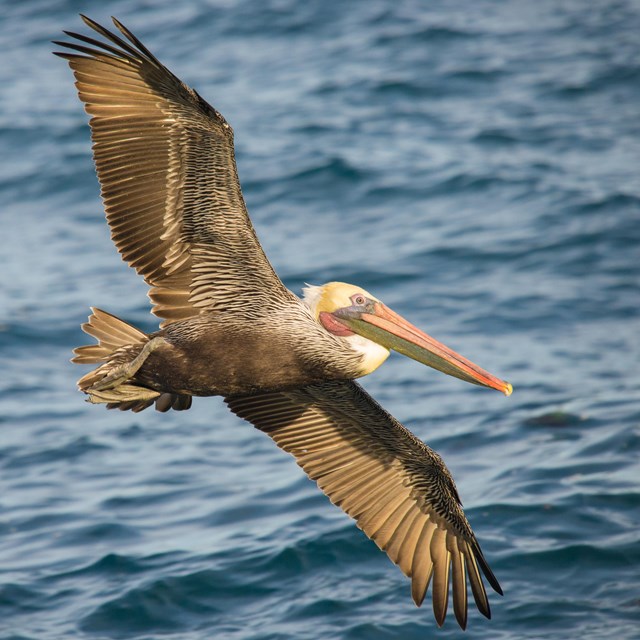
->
{"left": 1, "top": 0, "right": 639, "bottom": 638}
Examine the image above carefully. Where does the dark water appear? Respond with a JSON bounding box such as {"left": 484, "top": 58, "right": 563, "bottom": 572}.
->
{"left": 1, "top": 1, "right": 639, "bottom": 638}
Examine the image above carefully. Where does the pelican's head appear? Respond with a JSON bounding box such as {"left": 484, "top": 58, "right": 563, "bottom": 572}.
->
{"left": 303, "top": 281, "right": 512, "bottom": 395}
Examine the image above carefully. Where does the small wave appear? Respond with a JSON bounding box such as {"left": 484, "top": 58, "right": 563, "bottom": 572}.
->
{"left": 55, "top": 553, "right": 146, "bottom": 580}
{"left": 286, "top": 157, "right": 365, "bottom": 185}
{"left": 524, "top": 411, "right": 585, "bottom": 427}
{"left": 2, "top": 436, "right": 108, "bottom": 470}
{"left": 374, "top": 24, "right": 478, "bottom": 48}
{"left": 542, "top": 63, "right": 640, "bottom": 98}
{"left": 79, "top": 566, "right": 273, "bottom": 635}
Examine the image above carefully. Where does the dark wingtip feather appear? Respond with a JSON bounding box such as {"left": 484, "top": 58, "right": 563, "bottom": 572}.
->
{"left": 52, "top": 39, "right": 120, "bottom": 61}
{"left": 455, "top": 610, "right": 468, "bottom": 630}
{"left": 79, "top": 14, "right": 99, "bottom": 30}
{"left": 52, "top": 45, "right": 72, "bottom": 58}
{"left": 111, "top": 15, "right": 129, "bottom": 34}
{"left": 472, "top": 538, "right": 503, "bottom": 595}
{"left": 110, "top": 15, "right": 165, "bottom": 68}
{"left": 476, "top": 545, "right": 504, "bottom": 596}
{"left": 74, "top": 14, "right": 148, "bottom": 62}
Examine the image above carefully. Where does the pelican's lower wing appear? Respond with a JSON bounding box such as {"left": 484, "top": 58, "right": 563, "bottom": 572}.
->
{"left": 225, "top": 380, "right": 502, "bottom": 629}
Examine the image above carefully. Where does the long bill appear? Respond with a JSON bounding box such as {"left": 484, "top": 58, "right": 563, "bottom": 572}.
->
{"left": 335, "top": 302, "right": 513, "bottom": 396}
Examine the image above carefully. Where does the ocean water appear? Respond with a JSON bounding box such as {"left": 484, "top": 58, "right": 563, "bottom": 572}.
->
{"left": 1, "top": 0, "right": 639, "bottom": 638}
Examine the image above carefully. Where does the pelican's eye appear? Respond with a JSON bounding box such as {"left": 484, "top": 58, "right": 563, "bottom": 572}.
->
{"left": 352, "top": 294, "right": 366, "bottom": 306}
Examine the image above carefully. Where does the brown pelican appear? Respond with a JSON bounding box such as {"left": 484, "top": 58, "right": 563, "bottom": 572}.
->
{"left": 55, "top": 16, "right": 512, "bottom": 629}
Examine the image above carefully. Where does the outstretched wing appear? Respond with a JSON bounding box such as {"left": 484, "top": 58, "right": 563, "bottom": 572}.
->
{"left": 225, "top": 380, "right": 502, "bottom": 629}
{"left": 54, "top": 16, "right": 292, "bottom": 325}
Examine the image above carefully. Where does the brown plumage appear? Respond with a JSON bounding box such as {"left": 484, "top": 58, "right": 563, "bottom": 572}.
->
{"left": 226, "top": 381, "right": 502, "bottom": 628}
{"left": 55, "top": 16, "right": 511, "bottom": 628}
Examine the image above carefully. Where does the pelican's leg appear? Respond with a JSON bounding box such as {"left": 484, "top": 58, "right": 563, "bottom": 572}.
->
{"left": 91, "top": 336, "right": 167, "bottom": 391}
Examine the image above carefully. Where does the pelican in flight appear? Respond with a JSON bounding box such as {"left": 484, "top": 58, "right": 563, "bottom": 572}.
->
{"left": 55, "top": 16, "right": 512, "bottom": 629}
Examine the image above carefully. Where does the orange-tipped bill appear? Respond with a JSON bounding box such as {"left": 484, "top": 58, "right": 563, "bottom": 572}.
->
{"left": 335, "top": 301, "right": 512, "bottom": 395}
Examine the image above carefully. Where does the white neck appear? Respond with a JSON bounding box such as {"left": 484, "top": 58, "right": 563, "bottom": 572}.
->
{"left": 346, "top": 334, "right": 390, "bottom": 375}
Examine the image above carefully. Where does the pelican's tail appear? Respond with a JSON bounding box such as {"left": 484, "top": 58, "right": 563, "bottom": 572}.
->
{"left": 72, "top": 308, "right": 192, "bottom": 413}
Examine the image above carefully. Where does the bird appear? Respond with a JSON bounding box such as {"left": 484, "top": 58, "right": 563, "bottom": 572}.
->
{"left": 54, "top": 16, "right": 512, "bottom": 629}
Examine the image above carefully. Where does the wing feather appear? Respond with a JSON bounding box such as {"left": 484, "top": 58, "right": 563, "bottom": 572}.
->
{"left": 411, "top": 520, "right": 436, "bottom": 606}
{"left": 371, "top": 499, "right": 415, "bottom": 549}
{"left": 360, "top": 491, "right": 411, "bottom": 536}
{"left": 394, "top": 510, "right": 426, "bottom": 576}
{"left": 430, "top": 527, "right": 451, "bottom": 626}
{"left": 55, "top": 17, "right": 292, "bottom": 325}
{"left": 449, "top": 536, "right": 468, "bottom": 629}
{"left": 225, "top": 380, "right": 502, "bottom": 628}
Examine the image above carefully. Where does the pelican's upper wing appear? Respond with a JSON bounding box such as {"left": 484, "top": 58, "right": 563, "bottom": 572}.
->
{"left": 54, "top": 17, "right": 292, "bottom": 325}
{"left": 226, "top": 380, "right": 502, "bottom": 629}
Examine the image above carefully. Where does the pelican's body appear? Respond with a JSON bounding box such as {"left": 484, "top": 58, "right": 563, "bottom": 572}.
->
{"left": 56, "top": 17, "right": 512, "bottom": 629}
{"left": 124, "top": 302, "right": 367, "bottom": 397}
{"left": 135, "top": 305, "right": 361, "bottom": 394}
{"left": 143, "top": 296, "right": 387, "bottom": 396}
{"left": 76, "top": 287, "right": 378, "bottom": 405}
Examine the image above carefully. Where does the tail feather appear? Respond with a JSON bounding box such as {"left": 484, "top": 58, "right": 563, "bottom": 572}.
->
{"left": 108, "top": 399, "right": 154, "bottom": 412}
{"left": 73, "top": 308, "right": 192, "bottom": 413}
{"left": 72, "top": 307, "right": 147, "bottom": 364}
